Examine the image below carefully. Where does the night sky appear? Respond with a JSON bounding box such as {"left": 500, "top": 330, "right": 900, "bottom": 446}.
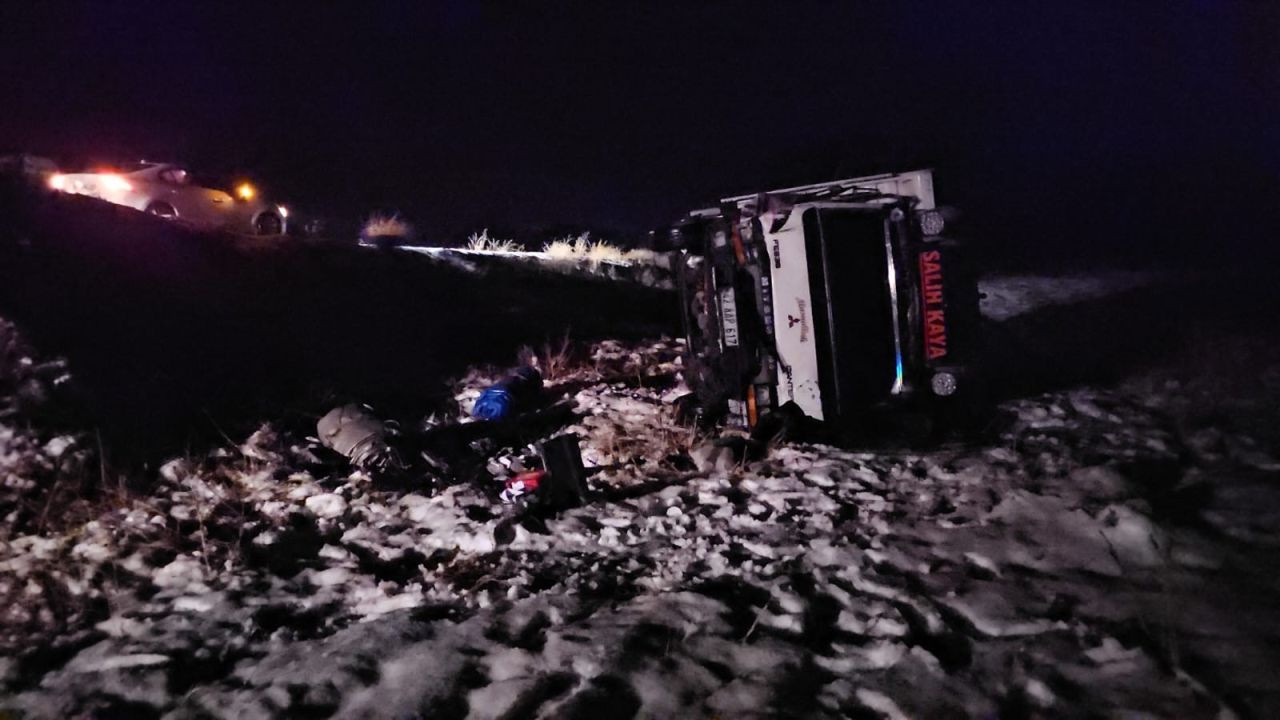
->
{"left": 2, "top": 2, "right": 1277, "bottom": 268}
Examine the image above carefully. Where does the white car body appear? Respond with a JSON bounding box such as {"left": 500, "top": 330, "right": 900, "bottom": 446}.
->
{"left": 49, "top": 163, "right": 287, "bottom": 235}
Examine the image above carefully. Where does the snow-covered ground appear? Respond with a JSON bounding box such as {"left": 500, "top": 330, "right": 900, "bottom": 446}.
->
{"left": 2, "top": 275, "right": 1279, "bottom": 719}
{"left": 978, "top": 272, "right": 1155, "bottom": 322}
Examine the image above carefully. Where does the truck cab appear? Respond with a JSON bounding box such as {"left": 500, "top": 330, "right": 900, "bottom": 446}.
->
{"left": 673, "top": 170, "right": 980, "bottom": 439}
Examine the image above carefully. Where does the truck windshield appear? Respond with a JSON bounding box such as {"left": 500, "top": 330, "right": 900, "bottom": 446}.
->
{"left": 803, "top": 208, "right": 898, "bottom": 416}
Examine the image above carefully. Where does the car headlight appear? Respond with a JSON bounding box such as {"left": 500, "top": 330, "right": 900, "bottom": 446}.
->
{"left": 930, "top": 371, "right": 958, "bottom": 397}
{"left": 48, "top": 174, "right": 66, "bottom": 191}
{"left": 236, "top": 183, "right": 256, "bottom": 201}
{"left": 918, "top": 209, "right": 945, "bottom": 236}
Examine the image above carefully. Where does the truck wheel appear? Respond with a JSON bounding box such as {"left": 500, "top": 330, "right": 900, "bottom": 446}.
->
{"left": 254, "top": 212, "right": 283, "bottom": 236}
{"left": 750, "top": 402, "right": 810, "bottom": 447}
{"left": 146, "top": 202, "right": 177, "bottom": 219}
{"left": 673, "top": 392, "right": 727, "bottom": 430}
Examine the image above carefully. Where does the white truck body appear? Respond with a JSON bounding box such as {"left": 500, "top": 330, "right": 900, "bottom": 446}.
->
{"left": 714, "top": 171, "right": 935, "bottom": 421}
{"left": 720, "top": 168, "right": 937, "bottom": 210}
{"left": 678, "top": 166, "right": 978, "bottom": 433}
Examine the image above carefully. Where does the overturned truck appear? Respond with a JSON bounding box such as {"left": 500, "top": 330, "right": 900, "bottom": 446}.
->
{"left": 668, "top": 170, "right": 981, "bottom": 441}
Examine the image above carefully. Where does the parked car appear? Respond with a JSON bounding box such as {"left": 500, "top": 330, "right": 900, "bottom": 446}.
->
{"left": 48, "top": 162, "right": 288, "bottom": 235}
{"left": 669, "top": 169, "right": 980, "bottom": 441}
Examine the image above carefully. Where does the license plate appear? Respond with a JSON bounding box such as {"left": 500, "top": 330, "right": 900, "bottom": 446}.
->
{"left": 719, "top": 287, "right": 740, "bottom": 347}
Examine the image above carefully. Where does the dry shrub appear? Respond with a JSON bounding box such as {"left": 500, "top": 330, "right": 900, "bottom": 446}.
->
{"left": 542, "top": 233, "right": 591, "bottom": 259}
{"left": 539, "top": 334, "right": 578, "bottom": 382}
{"left": 362, "top": 213, "right": 414, "bottom": 240}
{"left": 466, "top": 229, "right": 520, "bottom": 253}
{"left": 515, "top": 334, "right": 583, "bottom": 384}
{"left": 543, "top": 233, "right": 653, "bottom": 264}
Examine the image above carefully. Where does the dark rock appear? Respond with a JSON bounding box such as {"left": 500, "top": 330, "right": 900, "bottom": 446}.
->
{"left": 559, "top": 674, "right": 641, "bottom": 720}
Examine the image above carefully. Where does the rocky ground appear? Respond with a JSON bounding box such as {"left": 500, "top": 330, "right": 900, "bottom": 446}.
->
{"left": 2, "top": 276, "right": 1279, "bottom": 719}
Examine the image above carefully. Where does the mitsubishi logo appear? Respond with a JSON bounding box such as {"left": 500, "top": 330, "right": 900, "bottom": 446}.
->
{"left": 790, "top": 299, "right": 810, "bottom": 342}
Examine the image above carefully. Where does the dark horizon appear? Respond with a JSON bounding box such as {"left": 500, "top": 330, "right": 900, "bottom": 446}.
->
{"left": 3, "top": 2, "right": 1277, "bottom": 268}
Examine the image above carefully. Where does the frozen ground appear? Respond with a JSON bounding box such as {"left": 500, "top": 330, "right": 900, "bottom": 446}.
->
{"left": 2, "top": 274, "right": 1279, "bottom": 719}
{"left": 977, "top": 272, "right": 1155, "bottom": 322}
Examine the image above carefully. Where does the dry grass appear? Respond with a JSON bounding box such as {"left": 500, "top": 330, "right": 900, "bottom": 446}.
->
{"left": 514, "top": 334, "right": 583, "bottom": 384}
{"left": 539, "top": 334, "right": 578, "bottom": 382}
{"left": 361, "top": 213, "right": 414, "bottom": 240}
{"left": 542, "top": 233, "right": 593, "bottom": 259}
{"left": 458, "top": 231, "right": 656, "bottom": 263}
{"left": 542, "top": 233, "right": 655, "bottom": 264}
{"left": 466, "top": 230, "right": 520, "bottom": 253}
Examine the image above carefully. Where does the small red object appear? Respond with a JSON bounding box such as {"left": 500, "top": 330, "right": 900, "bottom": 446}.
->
{"left": 507, "top": 470, "right": 545, "bottom": 492}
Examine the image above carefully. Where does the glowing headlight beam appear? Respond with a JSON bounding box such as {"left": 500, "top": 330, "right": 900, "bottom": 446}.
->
{"left": 236, "top": 183, "right": 256, "bottom": 201}
{"left": 99, "top": 174, "right": 132, "bottom": 192}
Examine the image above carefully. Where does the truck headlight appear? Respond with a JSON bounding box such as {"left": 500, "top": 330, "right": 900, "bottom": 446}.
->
{"left": 930, "top": 371, "right": 958, "bottom": 397}
{"left": 918, "top": 210, "right": 945, "bottom": 236}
